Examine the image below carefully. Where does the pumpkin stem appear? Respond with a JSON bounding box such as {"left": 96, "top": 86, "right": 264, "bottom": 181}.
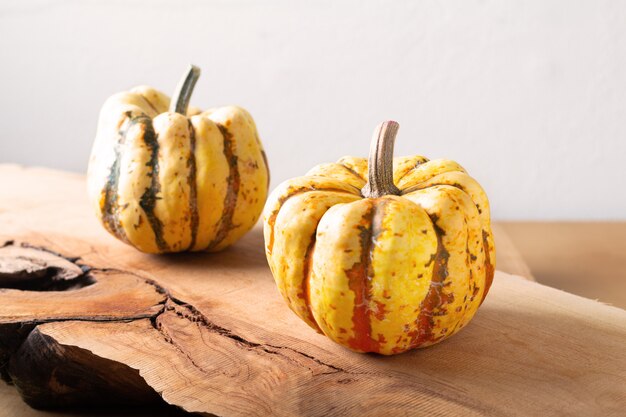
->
{"left": 361, "top": 121, "right": 401, "bottom": 198}
{"left": 170, "top": 65, "right": 201, "bottom": 115}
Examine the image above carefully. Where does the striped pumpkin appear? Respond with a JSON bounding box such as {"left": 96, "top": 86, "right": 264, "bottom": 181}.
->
{"left": 87, "top": 66, "right": 269, "bottom": 254}
{"left": 263, "top": 121, "right": 495, "bottom": 355}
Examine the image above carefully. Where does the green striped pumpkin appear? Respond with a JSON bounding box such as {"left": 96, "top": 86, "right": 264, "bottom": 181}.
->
{"left": 87, "top": 66, "right": 269, "bottom": 253}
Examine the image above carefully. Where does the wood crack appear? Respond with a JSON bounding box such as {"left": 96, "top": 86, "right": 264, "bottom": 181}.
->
{"left": 157, "top": 296, "right": 354, "bottom": 377}
{"left": 149, "top": 309, "right": 214, "bottom": 379}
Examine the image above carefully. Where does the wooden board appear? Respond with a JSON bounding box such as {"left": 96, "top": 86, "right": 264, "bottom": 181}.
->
{"left": 499, "top": 221, "right": 626, "bottom": 309}
{"left": 490, "top": 223, "right": 534, "bottom": 280}
{"left": 0, "top": 165, "right": 625, "bottom": 416}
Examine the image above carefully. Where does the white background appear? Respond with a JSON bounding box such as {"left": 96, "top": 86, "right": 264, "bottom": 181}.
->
{"left": 1, "top": 0, "right": 625, "bottom": 219}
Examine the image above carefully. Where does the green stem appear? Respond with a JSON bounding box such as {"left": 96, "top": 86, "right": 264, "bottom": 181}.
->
{"left": 169, "top": 65, "right": 201, "bottom": 114}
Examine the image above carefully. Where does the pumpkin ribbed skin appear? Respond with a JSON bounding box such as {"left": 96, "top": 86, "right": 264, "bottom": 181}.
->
{"left": 263, "top": 155, "right": 495, "bottom": 355}
{"left": 88, "top": 86, "right": 269, "bottom": 253}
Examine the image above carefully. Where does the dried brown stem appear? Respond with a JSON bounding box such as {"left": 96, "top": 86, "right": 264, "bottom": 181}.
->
{"left": 361, "top": 121, "right": 401, "bottom": 198}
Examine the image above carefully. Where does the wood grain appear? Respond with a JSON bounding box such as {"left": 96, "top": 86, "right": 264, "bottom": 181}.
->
{"left": 0, "top": 165, "right": 625, "bottom": 417}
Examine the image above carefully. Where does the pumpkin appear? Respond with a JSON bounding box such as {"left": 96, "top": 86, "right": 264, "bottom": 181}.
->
{"left": 263, "top": 121, "right": 495, "bottom": 355}
{"left": 87, "top": 65, "right": 269, "bottom": 254}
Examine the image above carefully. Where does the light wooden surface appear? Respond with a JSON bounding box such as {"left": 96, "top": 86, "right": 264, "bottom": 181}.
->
{"left": 1, "top": 165, "right": 625, "bottom": 416}
{"left": 500, "top": 222, "right": 626, "bottom": 309}
{"left": 491, "top": 223, "right": 534, "bottom": 280}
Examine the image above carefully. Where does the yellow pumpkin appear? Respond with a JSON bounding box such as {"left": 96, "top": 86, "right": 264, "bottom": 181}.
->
{"left": 263, "top": 121, "right": 495, "bottom": 355}
{"left": 87, "top": 66, "right": 269, "bottom": 254}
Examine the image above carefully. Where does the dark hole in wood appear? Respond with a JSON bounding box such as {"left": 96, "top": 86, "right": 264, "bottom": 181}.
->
{"left": 0, "top": 243, "right": 95, "bottom": 292}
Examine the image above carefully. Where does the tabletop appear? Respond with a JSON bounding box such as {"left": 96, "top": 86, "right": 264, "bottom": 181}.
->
{"left": 0, "top": 165, "right": 624, "bottom": 416}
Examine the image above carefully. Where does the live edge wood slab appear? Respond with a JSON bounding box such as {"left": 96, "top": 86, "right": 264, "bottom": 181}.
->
{"left": 0, "top": 165, "right": 625, "bottom": 417}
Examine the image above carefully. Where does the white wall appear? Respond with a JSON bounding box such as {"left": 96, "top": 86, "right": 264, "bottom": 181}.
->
{"left": 1, "top": 0, "right": 625, "bottom": 219}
